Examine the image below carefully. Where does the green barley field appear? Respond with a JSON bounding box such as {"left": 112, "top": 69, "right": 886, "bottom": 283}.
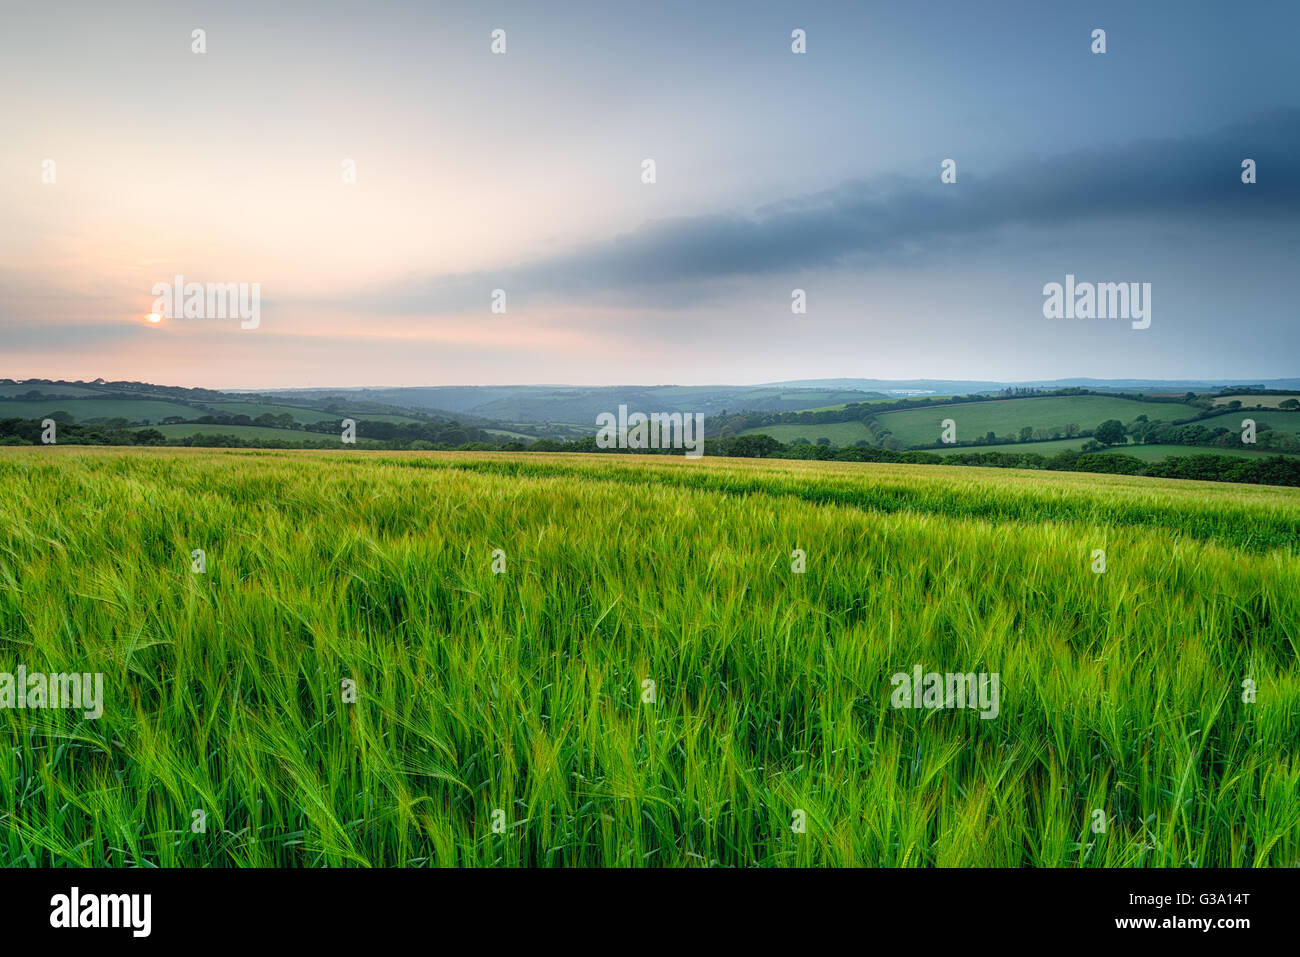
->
{"left": 1, "top": 447, "right": 1298, "bottom": 867}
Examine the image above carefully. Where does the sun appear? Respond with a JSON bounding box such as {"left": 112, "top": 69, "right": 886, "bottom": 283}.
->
{"left": 146, "top": 313, "right": 161, "bottom": 324}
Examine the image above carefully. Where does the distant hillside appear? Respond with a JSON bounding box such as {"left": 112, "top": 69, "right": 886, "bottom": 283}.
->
{"left": 261, "top": 384, "right": 890, "bottom": 423}
{"left": 768, "top": 377, "right": 1300, "bottom": 393}
{"left": 5, "top": 377, "right": 1299, "bottom": 460}
{"left": 730, "top": 387, "right": 1300, "bottom": 462}
{"left": 0, "top": 379, "right": 429, "bottom": 426}
{"left": 263, "top": 378, "right": 1300, "bottom": 423}
{"left": 5, "top": 377, "right": 1300, "bottom": 485}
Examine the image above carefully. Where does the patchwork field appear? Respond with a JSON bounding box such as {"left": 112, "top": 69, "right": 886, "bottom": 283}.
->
{"left": 202, "top": 402, "right": 424, "bottom": 425}
{"left": 972, "top": 439, "right": 1298, "bottom": 460}
{"left": 735, "top": 392, "right": 1300, "bottom": 461}
{"left": 0, "top": 383, "right": 437, "bottom": 433}
{"left": 0, "top": 398, "right": 205, "bottom": 424}
{"left": 1, "top": 448, "right": 1297, "bottom": 867}
{"left": 871, "top": 396, "right": 1183, "bottom": 446}
{"left": 734, "top": 420, "right": 875, "bottom": 446}
{"left": 1212, "top": 395, "right": 1300, "bottom": 409}
{"left": 1197, "top": 409, "right": 1300, "bottom": 432}
{"left": 0, "top": 384, "right": 108, "bottom": 399}
{"left": 150, "top": 423, "right": 341, "bottom": 443}
{"left": 1094, "top": 443, "right": 1300, "bottom": 462}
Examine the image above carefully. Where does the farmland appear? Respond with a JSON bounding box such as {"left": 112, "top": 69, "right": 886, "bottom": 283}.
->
{"left": 869, "top": 396, "right": 1182, "bottom": 446}
{"left": 735, "top": 392, "right": 1300, "bottom": 463}
{"left": 732, "top": 420, "right": 875, "bottom": 447}
{"left": 974, "top": 439, "right": 1294, "bottom": 461}
{"left": 1197, "top": 409, "right": 1300, "bottom": 432}
{"left": 8, "top": 382, "right": 1300, "bottom": 470}
{"left": 1212, "top": 395, "right": 1300, "bottom": 409}
{"left": 149, "top": 423, "right": 370, "bottom": 444}
{"left": 1, "top": 447, "right": 1296, "bottom": 866}
{"left": 0, "top": 398, "right": 210, "bottom": 424}
{"left": 0, "top": 381, "right": 434, "bottom": 430}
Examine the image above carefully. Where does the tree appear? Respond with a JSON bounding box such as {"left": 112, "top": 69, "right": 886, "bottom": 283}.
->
{"left": 1064, "top": 422, "right": 1080, "bottom": 437}
{"left": 1094, "top": 419, "right": 1127, "bottom": 446}
{"left": 1019, "top": 426, "right": 1034, "bottom": 443}
{"left": 1279, "top": 398, "right": 1299, "bottom": 410}
{"left": 728, "top": 434, "right": 782, "bottom": 458}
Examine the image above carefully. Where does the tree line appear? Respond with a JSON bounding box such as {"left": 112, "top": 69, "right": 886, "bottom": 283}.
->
{"left": 3, "top": 414, "right": 1298, "bottom": 488}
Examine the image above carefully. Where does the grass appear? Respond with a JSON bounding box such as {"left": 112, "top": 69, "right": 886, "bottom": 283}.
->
{"left": 1212, "top": 395, "right": 1300, "bottom": 409}
{"left": 970, "top": 438, "right": 1300, "bottom": 460}
{"left": 199, "top": 402, "right": 343, "bottom": 424}
{"left": 150, "top": 423, "right": 340, "bottom": 443}
{"left": 1195, "top": 409, "right": 1300, "bottom": 432}
{"left": 146, "top": 424, "right": 393, "bottom": 448}
{"left": 484, "top": 429, "right": 539, "bottom": 442}
{"left": 738, "top": 395, "right": 1217, "bottom": 449}
{"left": 873, "top": 395, "right": 1189, "bottom": 446}
{"left": 0, "top": 448, "right": 1297, "bottom": 867}
{"left": 0, "top": 385, "right": 109, "bottom": 398}
{"left": 0, "top": 397, "right": 426, "bottom": 431}
{"left": 202, "top": 402, "right": 424, "bottom": 425}
{"left": 1100, "top": 443, "right": 1300, "bottom": 461}
{"left": 961, "top": 438, "right": 1093, "bottom": 456}
{"left": 0, "top": 398, "right": 205, "bottom": 424}
{"left": 737, "top": 421, "right": 875, "bottom": 446}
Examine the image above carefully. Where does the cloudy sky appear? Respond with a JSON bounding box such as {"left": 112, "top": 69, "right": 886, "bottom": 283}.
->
{"left": 1, "top": 0, "right": 1296, "bottom": 389}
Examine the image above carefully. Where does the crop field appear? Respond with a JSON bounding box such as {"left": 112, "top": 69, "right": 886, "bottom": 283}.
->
{"left": 484, "top": 428, "right": 541, "bottom": 442}
{"left": 150, "top": 424, "right": 341, "bottom": 443}
{"left": 736, "top": 420, "right": 875, "bottom": 447}
{"left": 0, "top": 398, "right": 205, "bottom": 424}
{"left": 871, "top": 396, "right": 1184, "bottom": 446}
{"left": 1094, "top": 444, "right": 1300, "bottom": 462}
{"left": 972, "top": 439, "right": 1300, "bottom": 461}
{"left": 1196, "top": 409, "right": 1300, "bottom": 433}
{"left": 202, "top": 402, "right": 424, "bottom": 425}
{"left": 200, "top": 402, "right": 344, "bottom": 424}
{"left": 0, "top": 385, "right": 108, "bottom": 399}
{"left": 0, "top": 448, "right": 1297, "bottom": 867}
{"left": 1212, "top": 395, "right": 1300, "bottom": 409}
{"left": 0, "top": 385, "right": 436, "bottom": 435}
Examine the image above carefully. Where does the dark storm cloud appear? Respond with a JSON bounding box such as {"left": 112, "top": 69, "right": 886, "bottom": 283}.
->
{"left": 367, "top": 109, "right": 1298, "bottom": 313}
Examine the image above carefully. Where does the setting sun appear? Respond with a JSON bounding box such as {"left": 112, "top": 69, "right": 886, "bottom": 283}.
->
{"left": 146, "top": 313, "right": 161, "bottom": 324}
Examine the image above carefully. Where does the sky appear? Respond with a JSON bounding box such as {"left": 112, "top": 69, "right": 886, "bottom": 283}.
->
{"left": 1, "top": 0, "right": 1296, "bottom": 389}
